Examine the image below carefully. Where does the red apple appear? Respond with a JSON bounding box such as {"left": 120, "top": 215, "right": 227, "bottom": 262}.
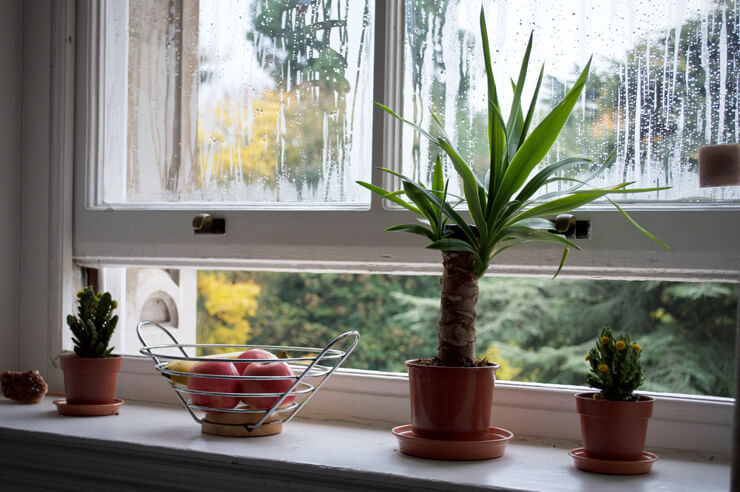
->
{"left": 186, "top": 361, "right": 241, "bottom": 409}
{"left": 234, "top": 348, "right": 277, "bottom": 375}
{"left": 241, "top": 361, "right": 296, "bottom": 410}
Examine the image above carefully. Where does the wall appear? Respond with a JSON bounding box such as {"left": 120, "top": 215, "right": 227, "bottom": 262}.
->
{"left": 0, "top": 0, "right": 22, "bottom": 371}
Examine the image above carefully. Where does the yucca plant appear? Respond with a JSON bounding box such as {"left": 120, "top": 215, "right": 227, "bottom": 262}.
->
{"left": 358, "top": 9, "right": 668, "bottom": 367}
{"left": 66, "top": 286, "right": 119, "bottom": 358}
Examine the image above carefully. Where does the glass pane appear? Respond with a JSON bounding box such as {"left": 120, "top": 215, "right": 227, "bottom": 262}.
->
{"left": 192, "top": 271, "right": 735, "bottom": 397}
{"left": 105, "top": 0, "right": 374, "bottom": 206}
{"left": 402, "top": 0, "right": 740, "bottom": 203}
{"left": 115, "top": 267, "right": 736, "bottom": 397}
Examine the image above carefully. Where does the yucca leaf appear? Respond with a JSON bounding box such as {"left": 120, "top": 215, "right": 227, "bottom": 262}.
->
{"left": 435, "top": 138, "right": 488, "bottom": 239}
{"left": 394, "top": 172, "right": 479, "bottom": 246}
{"left": 376, "top": 102, "right": 439, "bottom": 144}
{"left": 432, "top": 156, "right": 444, "bottom": 199}
{"left": 553, "top": 247, "right": 570, "bottom": 278}
{"left": 357, "top": 180, "right": 421, "bottom": 215}
{"left": 497, "top": 57, "right": 592, "bottom": 203}
{"left": 386, "top": 224, "right": 437, "bottom": 241}
{"left": 506, "top": 31, "right": 533, "bottom": 161}
{"left": 608, "top": 198, "right": 672, "bottom": 250}
{"left": 515, "top": 157, "right": 594, "bottom": 203}
{"left": 514, "top": 218, "right": 554, "bottom": 230}
{"left": 403, "top": 181, "right": 439, "bottom": 230}
{"left": 510, "top": 190, "right": 608, "bottom": 223}
{"left": 427, "top": 238, "right": 478, "bottom": 254}
{"left": 569, "top": 186, "right": 671, "bottom": 194}
{"left": 519, "top": 63, "right": 545, "bottom": 149}
{"left": 498, "top": 225, "right": 581, "bottom": 250}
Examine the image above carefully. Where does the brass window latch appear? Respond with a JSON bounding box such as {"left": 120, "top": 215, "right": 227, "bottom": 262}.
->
{"left": 192, "top": 214, "right": 225, "bottom": 234}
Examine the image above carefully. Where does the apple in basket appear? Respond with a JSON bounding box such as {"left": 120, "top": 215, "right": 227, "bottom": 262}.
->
{"left": 186, "top": 361, "right": 242, "bottom": 409}
{"left": 241, "top": 360, "right": 297, "bottom": 410}
{"left": 234, "top": 348, "right": 277, "bottom": 374}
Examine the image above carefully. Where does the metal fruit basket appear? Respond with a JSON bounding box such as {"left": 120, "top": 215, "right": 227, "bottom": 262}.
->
{"left": 137, "top": 321, "right": 359, "bottom": 434}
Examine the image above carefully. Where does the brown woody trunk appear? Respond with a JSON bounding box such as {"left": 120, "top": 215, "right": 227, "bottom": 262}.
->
{"left": 436, "top": 252, "right": 479, "bottom": 366}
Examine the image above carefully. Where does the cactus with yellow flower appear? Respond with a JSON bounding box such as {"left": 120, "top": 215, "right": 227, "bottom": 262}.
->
{"left": 585, "top": 327, "right": 644, "bottom": 401}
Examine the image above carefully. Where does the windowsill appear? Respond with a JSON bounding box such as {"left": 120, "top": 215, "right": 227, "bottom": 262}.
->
{"left": 0, "top": 396, "right": 730, "bottom": 491}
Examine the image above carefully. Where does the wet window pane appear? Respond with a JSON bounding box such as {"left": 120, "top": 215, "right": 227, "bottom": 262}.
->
{"left": 402, "top": 0, "right": 740, "bottom": 203}
{"left": 105, "top": 0, "right": 374, "bottom": 206}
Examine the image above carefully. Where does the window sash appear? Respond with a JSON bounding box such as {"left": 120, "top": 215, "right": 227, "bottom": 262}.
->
{"left": 73, "top": 1, "right": 740, "bottom": 277}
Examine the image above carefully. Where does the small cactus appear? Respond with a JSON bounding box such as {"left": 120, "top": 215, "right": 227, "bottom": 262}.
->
{"left": 585, "top": 327, "right": 644, "bottom": 401}
{"left": 66, "top": 286, "right": 119, "bottom": 358}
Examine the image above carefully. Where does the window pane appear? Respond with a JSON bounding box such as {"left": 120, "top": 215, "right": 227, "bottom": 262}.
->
{"left": 402, "top": 0, "right": 740, "bottom": 203}
{"left": 190, "top": 271, "right": 736, "bottom": 397}
{"left": 103, "top": 0, "right": 374, "bottom": 206}
{"left": 113, "top": 268, "right": 735, "bottom": 397}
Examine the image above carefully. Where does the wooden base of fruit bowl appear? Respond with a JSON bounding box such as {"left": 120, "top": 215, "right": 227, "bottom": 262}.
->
{"left": 201, "top": 410, "right": 282, "bottom": 437}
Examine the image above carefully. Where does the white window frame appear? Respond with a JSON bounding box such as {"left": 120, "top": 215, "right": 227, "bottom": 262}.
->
{"left": 19, "top": 0, "right": 740, "bottom": 463}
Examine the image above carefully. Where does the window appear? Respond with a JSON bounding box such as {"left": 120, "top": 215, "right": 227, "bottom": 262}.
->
{"left": 47, "top": 0, "right": 738, "bottom": 451}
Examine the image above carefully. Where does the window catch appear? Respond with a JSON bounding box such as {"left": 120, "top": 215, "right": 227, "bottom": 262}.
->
{"left": 551, "top": 214, "right": 590, "bottom": 239}
{"left": 192, "top": 214, "right": 225, "bottom": 235}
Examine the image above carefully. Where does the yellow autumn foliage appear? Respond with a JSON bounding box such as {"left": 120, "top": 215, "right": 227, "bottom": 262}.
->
{"left": 481, "top": 344, "right": 522, "bottom": 381}
{"left": 197, "top": 271, "right": 261, "bottom": 347}
{"left": 197, "top": 86, "right": 341, "bottom": 190}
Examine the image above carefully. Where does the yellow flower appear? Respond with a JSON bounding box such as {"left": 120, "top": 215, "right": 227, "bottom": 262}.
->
{"left": 600, "top": 336, "right": 610, "bottom": 345}
{"left": 585, "top": 353, "right": 591, "bottom": 361}
{"left": 598, "top": 363, "right": 608, "bottom": 373}
{"left": 615, "top": 340, "right": 626, "bottom": 351}
{"left": 632, "top": 343, "right": 642, "bottom": 352}
{"left": 592, "top": 393, "right": 604, "bottom": 400}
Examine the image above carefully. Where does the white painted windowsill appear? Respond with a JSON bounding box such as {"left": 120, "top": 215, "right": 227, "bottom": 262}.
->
{"left": 0, "top": 396, "right": 730, "bottom": 491}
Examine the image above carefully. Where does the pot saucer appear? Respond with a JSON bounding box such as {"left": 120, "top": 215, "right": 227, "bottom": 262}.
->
{"left": 53, "top": 398, "right": 124, "bottom": 416}
{"left": 569, "top": 448, "right": 658, "bottom": 475}
{"left": 391, "top": 425, "right": 513, "bottom": 460}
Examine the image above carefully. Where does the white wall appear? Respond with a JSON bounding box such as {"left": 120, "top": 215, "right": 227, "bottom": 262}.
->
{"left": 0, "top": 0, "right": 22, "bottom": 372}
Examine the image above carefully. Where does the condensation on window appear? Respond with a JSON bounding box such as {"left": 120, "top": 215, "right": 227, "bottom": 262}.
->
{"left": 402, "top": 0, "right": 740, "bottom": 203}
{"left": 115, "top": 0, "right": 374, "bottom": 206}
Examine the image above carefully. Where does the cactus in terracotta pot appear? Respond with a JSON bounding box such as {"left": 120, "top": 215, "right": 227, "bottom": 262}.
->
{"left": 60, "top": 286, "right": 122, "bottom": 407}
{"left": 66, "top": 286, "right": 119, "bottom": 358}
{"left": 575, "top": 328, "right": 654, "bottom": 462}
{"left": 585, "top": 327, "right": 644, "bottom": 401}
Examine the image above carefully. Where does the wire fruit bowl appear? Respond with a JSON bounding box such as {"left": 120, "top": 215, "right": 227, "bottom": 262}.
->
{"left": 137, "top": 321, "right": 359, "bottom": 437}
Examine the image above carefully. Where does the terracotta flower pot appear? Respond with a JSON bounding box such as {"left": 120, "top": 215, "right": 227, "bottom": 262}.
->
{"left": 406, "top": 359, "right": 499, "bottom": 441}
{"left": 575, "top": 392, "right": 654, "bottom": 460}
{"left": 60, "top": 353, "right": 122, "bottom": 405}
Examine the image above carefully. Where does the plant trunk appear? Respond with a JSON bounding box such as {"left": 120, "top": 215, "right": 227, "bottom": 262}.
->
{"left": 436, "top": 252, "right": 478, "bottom": 366}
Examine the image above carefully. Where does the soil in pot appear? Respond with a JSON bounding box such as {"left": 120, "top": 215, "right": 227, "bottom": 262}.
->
{"left": 575, "top": 392, "right": 654, "bottom": 461}
{"left": 406, "top": 359, "right": 499, "bottom": 441}
{"left": 60, "top": 353, "right": 122, "bottom": 405}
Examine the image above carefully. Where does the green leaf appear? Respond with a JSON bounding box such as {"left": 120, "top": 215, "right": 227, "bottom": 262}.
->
{"left": 427, "top": 238, "right": 478, "bottom": 254}
{"left": 500, "top": 225, "right": 581, "bottom": 251}
{"left": 356, "top": 180, "right": 421, "bottom": 215}
{"left": 432, "top": 155, "right": 444, "bottom": 198}
{"left": 515, "top": 157, "right": 594, "bottom": 203}
{"left": 435, "top": 138, "right": 488, "bottom": 239}
{"left": 553, "top": 247, "right": 570, "bottom": 278}
{"left": 608, "top": 198, "right": 672, "bottom": 251}
{"left": 403, "top": 181, "right": 439, "bottom": 231}
{"left": 510, "top": 190, "right": 608, "bottom": 223}
{"left": 498, "top": 57, "right": 592, "bottom": 202}
{"left": 505, "top": 31, "right": 533, "bottom": 161}
{"left": 480, "top": 9, "right": 506, "bottom": 196}
{"left": 375, "top": 102, "right": 439, "bottom": 143}
{"left": 386, "top": 224, "right": 437, "bottom": 241}
{"left": 519, "top": 63, "right": 545, "bottom": 149}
